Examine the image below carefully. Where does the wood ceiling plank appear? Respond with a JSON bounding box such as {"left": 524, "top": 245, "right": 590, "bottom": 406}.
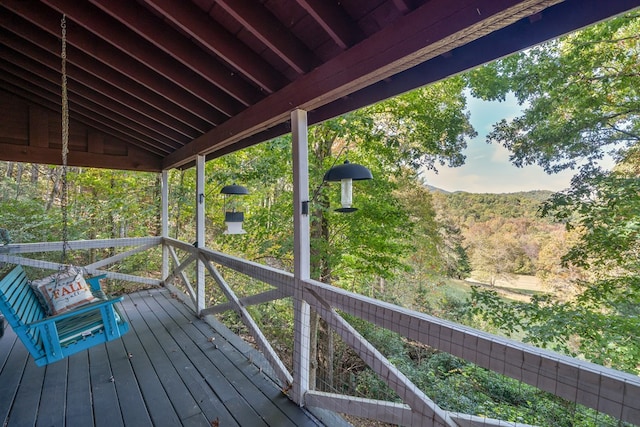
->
{"left": 0, "top": 35, "right": 200, "bottom": 141}
{"left": 0, "top": 59, "right": 182, "bottom": 152}
{"left": 89, "top": 0, "right": 261, "bottom": 107}
{"left": 142, "top": 0, "right": 289, "bottom": 94}
{"left": 390, "top": 0, "right": 411, "bottom": 14}
{"left": 39, "top": 0, "right": 245, "bottom": 117}
{"left": 216, "top": 0, "right": 314, "bottom": 74}
{"left": 0, "top": 2, "right": 227, "bottom": 126}
{"left": 0, "top": 75, "right": 171, "bottom": 157}
{"left": 0, "top": 20, "right": 214, "bottom": 133}
{"left": 0, "top": 85, "right": 167, "bottom": 164}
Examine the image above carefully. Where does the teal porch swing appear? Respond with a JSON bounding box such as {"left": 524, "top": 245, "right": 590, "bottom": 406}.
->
{"left": 0, "top": 15, "right": 128, "bottom": 366}
{"left": 0, "top": 265, "right": 128, "bottom": 367}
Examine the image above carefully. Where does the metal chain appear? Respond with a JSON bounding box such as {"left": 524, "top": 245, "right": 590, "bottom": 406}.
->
{"left": 60, "top": 14, "right": 69, "bottom": 265}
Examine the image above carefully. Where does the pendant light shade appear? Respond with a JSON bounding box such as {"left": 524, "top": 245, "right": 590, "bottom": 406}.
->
{"left": 220, "top": 184, "right": 249, "bottom": 195}
{"left": 323, "top": 160, "right": 372, "bottom": 212}
{"left": 323, "top": 160, "right": 373, "bottom": 182}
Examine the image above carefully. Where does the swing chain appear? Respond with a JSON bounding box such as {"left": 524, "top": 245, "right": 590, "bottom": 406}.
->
{"left": 60, "top": 14, "right": 70, "bottom": 265}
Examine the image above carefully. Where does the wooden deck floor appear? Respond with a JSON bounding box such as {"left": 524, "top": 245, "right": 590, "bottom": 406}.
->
{"left": 0, "top": 287, "right": 344, "bottom": 427}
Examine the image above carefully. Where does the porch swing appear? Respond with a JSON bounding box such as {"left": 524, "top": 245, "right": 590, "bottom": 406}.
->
{"left": 0, "top": 15, "right": 129, "bottom": 367}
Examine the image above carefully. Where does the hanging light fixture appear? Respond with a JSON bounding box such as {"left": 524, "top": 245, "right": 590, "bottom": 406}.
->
{"left": 323, "top": 160, "right": 373, "bottom": 212}
{"left": 220, "top": 184, "right": 249, "bottom": 234}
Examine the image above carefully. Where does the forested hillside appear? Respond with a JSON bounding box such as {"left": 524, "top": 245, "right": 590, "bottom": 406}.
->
{"left": 430, "top": 190, "right": 569, "bottom": 283}
{"left": 434, "top": 190, "right": 554, "bottom": 223}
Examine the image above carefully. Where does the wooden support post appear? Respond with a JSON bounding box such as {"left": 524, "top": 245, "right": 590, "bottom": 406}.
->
{"left": 161, "top": 170, "right": 170, "bottom": 282}
{"left": 195, "top": 155, "right": 206, "bottom": 314}
{"left": 291, "top": 109, "right": 311, "bottom": 405}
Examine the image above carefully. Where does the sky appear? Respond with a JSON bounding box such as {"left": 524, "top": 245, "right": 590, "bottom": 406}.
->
{"left": 420, "top": 94, "right": 576, "bottom": 194}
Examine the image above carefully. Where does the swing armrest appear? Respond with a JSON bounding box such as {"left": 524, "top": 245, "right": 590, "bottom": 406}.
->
{"left": 86, "top": 273, "right": 108, "bottom": 292}
{"left": 28, "top": 295, "right": 124, "bottom": 327}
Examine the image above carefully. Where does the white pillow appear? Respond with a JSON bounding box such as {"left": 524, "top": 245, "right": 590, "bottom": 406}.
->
{"left": 32, "top": 267, "right": 99, "bottom": 315}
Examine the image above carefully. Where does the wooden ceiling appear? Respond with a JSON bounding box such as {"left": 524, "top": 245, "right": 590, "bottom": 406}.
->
{"left": 1, "top": 0, "right": 639, "bottom": 172}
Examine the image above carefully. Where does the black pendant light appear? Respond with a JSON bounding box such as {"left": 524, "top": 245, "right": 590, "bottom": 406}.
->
{"left": 323, "top": 160, "right": 373, "bottom": 212}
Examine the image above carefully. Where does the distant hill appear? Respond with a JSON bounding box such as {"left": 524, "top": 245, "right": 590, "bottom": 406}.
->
{"left": 429, "top": 188, "right": 557, "bottom": 224}
{"left": 501, "top": 190, "right": 555, "bottom": 203}
{"left": 424, "top": 184, "right": 451, "bottom": 194}
{"left": 426, "top": 185, "right": 554, "bottom": 201}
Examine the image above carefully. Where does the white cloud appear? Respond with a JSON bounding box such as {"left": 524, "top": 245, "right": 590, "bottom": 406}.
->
{"left": 422, "top": 94, "right": 576, "bottom": 193}
{"left": 489, "top": 143, "right": 511, "bottom": 164}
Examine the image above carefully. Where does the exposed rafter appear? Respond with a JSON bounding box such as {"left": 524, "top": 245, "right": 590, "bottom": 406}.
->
{"left": 294, "top": 0, "right": 361, "bottom": 49}
{"left": 40, "top": 0, "right": 246, "bottom": 116}
{"left": 216, "top": 0, "right": 315, "bottom": 75}
{"left": 141, "top": 0, "right": 288, "bottom": 94}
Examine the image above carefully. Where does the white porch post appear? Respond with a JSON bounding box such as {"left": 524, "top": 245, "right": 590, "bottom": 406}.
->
{"left": 195, "top": 154, "right": 206, "bottom": 314}
{"left": 291, "top": 109, "right": 311, "bottom": 405}
{"left": 161, "top": 170, "right": 169, "bottom": 282}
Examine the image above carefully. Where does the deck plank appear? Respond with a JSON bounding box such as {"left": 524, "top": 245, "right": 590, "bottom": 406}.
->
{"left": 160, "top": 289, "right": 322, "bottom": 427}
{"left": 117, "top": 293, "right": 184, "bottom": 427}
{"left": 123, "top": 292, "right": 204, "bottom": 422}
{"left": 36, "top": 358, "right": 68, "bottom": 427}
{"left": 157, "top": 296, "right": 284, "bottom": 426}
{"left": 0, "top": 287, "right": 339, "bottom": 427}
{"left": 0, "top": 324, "right": 17, "bottom": 367}
{"left": 129, "top": 291, "right": 240, "bottom": 426}
{"left": 88, "top": 343, "right": 125, "bottom": 427}
{"left": 0, "top": 331, "right": 27, "bottom": 425}
{"left": 151, "top": 292, "right": 277, "bottom": 427}
{"left": 8, "top": 357, "right": 45, "bottom": 426}
{"left": 65, "top": 351, "right": 95, "bottom": 427}
{"left": 105, "top": 334, "right": 154, "bottom": 426}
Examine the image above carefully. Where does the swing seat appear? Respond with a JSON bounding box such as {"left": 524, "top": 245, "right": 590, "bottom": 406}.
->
{"left": 0, "top": 265, "right": 129, "bottom": 366}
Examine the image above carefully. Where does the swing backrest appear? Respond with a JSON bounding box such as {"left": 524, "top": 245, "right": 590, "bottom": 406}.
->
{"left": 0, "top": 265, "right": 47, "bottom": 357}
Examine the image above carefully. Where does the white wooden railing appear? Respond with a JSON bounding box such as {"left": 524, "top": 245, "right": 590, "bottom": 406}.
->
{"left": 1, "top": 237, "right": 639, "bottom": 427}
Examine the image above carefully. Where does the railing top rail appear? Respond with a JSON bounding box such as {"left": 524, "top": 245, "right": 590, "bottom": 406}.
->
{"left": 0, "top": 237, "right": 162, "bottom": 254}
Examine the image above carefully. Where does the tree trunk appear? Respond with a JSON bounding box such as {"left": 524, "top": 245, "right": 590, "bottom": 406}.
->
{"left": 31, "top": 163, "right": 39, "bottom": 184}
{"left": 108, "top": 175, "right": 117, "bottom": 257}
{"left": 174, "top": 170, "right": 185, "bottom": 239}
{"left": 327, "top": 327, "right": 334, "bottom": 390}
{"left": 15, "top": 163, "right": 23, "bottom": 199}
{"left": 46, "top": 167, "right": 62, "bottom": 211}
{"left": 5, "top": 161, "right": 14, "bottom": 178}
{"left": 308, "top": 130, "right": 336, "bottom": 393}
{"left": 154, "top": 173, "right": 162, "bottom": 236}
{"left": 308, "top": 310, "right": 319, "bottom": 390}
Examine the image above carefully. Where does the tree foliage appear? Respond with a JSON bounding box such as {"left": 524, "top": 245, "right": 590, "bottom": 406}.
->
{"left": 466, "top": 13, "right": 640, "bottom": 373}
{"left": 465, "top": 13, "right": 640, "bottom": 174}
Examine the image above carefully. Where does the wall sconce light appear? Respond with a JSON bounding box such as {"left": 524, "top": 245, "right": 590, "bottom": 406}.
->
{"left": 221, "top": 183, "right": 249, "bottom": 234}
{"left": 323, "top": 160, "right": 373, "bottom": 212}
